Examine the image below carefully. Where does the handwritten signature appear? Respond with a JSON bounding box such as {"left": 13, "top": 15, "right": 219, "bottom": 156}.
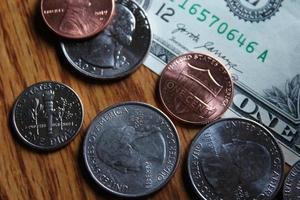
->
{"left": 171, "top": 23, "right": 200, "bottom": 43}
{"left": 195, "top": 42, "right": 243, "bottom": 74}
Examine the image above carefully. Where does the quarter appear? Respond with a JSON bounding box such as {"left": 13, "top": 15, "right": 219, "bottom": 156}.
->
{"left": 83, "top": 102, "right": 180, "bottom": 197}
{"left": 61, "top": 0, "right": 151, "bottom": 79}
{"left": 187, "top": 118, "right": 284, "bottom": 200}
{"left": 283, "top": 160, "right": 300, "bottom": 200}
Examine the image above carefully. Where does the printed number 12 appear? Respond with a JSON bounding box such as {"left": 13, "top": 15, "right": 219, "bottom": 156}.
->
{"left": 156, "top": 3, "right": 175, "bottom": 22}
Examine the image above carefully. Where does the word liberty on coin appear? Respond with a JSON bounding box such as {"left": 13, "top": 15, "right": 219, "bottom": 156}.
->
{"left": 159, "top": 53, "right": 233, "bottom": 125}
{"left": 187, "top": 118, "right": 284, "bottom": 200}
{"left": 61, "top": 0, "right": 151, "bottom": 79}
{"left": 283, "top": 160, "right": 300, "bottom": 200}
{"left": 41, "top": 0, "right": 114, "bottom": 39}
{"left": 12, "top": 81, "right": 84, "bottom": 151}
{"left": 83, "top": 102, "right": 180, "bottom": 197}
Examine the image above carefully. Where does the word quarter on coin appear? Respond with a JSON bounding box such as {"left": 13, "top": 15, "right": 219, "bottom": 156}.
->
{"left": 12, "top": 81, "right": 84, "bottom": 151}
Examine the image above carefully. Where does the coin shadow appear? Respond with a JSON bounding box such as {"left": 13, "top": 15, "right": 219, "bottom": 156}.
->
{"left": 32, "top": 1, "right": 58, "bottom": 46}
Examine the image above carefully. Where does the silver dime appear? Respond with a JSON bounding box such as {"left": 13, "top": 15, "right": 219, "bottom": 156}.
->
{"left": 61, "top": 0, "right": 151, "bottom": 80}
{"left": 83, "top": 102, "right": 180, "bottom": 197}
{"left": 283, "top": 160, "right": 300, "bottom": 200}
{"left": 187, "top": 118, "right": 284, "bottom": 200}
{"left": 12, "top": 81, "right": 84, "bottom": 151}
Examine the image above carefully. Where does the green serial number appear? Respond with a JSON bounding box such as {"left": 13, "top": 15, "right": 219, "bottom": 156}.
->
{"left": 156, "top": 0, "right": 269, "bottom": 63}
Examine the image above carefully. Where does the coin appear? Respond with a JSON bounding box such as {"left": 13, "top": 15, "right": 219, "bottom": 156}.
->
{"left": 187, "top": 118, "right": 284, "bottom": 200}
{"left": 61, "top": 0, "right": 151, "bottom": 79}
{"left": 12, "top": 81, "right": 84, "bottom": 151}
{"left": 283, "top": 160, "right": 300, "bottom": 200}
{"left": 159, "top": 53, "right": 233, "bottom": 125}
{"left": 41, "top": 0, "right": 114, "bottom": 39}
{"left": 83, "top": 102, "right": 180, "bottom": 197}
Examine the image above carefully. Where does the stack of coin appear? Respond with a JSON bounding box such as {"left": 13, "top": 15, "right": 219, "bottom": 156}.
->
{"left": 41, "top": 0, "right": 151, "bottom": 79}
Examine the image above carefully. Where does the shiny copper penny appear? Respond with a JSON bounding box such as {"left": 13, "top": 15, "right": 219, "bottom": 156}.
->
{"left": 159, "top": 53, "right": 233, "bottom": 125}
{"left": 41, "top": 0, "right": 114, "bottom": 39}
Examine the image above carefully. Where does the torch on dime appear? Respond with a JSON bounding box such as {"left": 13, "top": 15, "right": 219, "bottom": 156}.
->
{"left": 12, "top": 81, "right": 83, "bottom": 151}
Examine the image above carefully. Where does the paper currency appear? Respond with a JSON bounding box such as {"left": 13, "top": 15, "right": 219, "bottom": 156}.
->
{"left": 137, "top": 0, "right": 300, "bottom": 165}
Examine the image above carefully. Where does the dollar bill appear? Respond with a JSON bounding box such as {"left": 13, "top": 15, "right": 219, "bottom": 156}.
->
{"left": 137, "top": 0, "right": 300, "bottom": 165}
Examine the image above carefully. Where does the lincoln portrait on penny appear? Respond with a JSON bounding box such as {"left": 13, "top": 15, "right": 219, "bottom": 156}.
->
{"left": 80, "top": 4, "right": 136, "bottom": 69}
{"left": 59, "top": 0, "right": 98, "bottom": 36}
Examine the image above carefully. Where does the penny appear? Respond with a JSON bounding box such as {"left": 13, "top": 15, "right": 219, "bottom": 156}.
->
{"left": 187, "top": 118, "right": 284, "bottom": 200}
{"left": 283, "top": 160, "right": 300, "bottom": 200}
{"left": 41, "top": 0, "right": 114, "bottom": 39}
{"left": 61, "top": 0, "right": 151, "bottom": 79}
{"left": 12, "top": 81, "right": 84, "bottom": 151}
{"left": 159, "top": 53, "right": 233, "bottom": 125}
{"left": 83, "top": 102, "right": 180, "bottom": 197}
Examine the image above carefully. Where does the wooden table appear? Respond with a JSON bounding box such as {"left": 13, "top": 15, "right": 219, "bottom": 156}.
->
{"left": 0, "top": 0, "right": 289, "bottom": 199}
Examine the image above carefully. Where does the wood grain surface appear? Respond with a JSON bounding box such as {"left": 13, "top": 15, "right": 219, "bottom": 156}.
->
{"left": 0, "top": 0, "right": 290, "bottom": 200}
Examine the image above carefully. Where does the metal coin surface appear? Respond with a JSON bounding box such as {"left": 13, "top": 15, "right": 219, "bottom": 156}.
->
{"left": 187, "top": 118, "right": 284, "bottom": 200}
{"left": 83, "top": 102, "right": 180, "bottom": 197}
{"left": 41, "top": 0, "right": 114, "bottom": 39}
{"left": 283, "top": 160, "right": 300, "bottom": 200}
{"left": 159, "top": 53, "right": 233, "bottom": 125}
{"left": 12, "top": 81, "right": 84, "bottom": 151}
{"left": 61, "top": 0, "right": 151, "bottom": 79}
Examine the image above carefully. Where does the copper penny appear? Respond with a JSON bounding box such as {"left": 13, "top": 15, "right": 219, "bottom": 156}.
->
{"left": 41, "top": 0, "right": 114, "bottom": 39}
{"left": 159, "top": 53, "right": 233, "bottom": 125}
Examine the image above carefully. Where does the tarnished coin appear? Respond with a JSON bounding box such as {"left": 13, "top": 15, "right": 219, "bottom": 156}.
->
{"left": 159, "top": 53, "right": 233, "bottom": 125}
{"left": 187, "top": 118, "right": 284, "bottom": 200}
{"left": 83, "top": 102, "right": 180, "bottom": 197}
{"left": 283, "top": 160, "right": 300, "bottom": 200}
{"left": 41, "top": 0, "right": 114, "bottom": 39}
{"left": 61, "top": 0, "right": 151, "bottom": 79}
{"left": 12, "top": 81, "right": 84, "bottom": 151}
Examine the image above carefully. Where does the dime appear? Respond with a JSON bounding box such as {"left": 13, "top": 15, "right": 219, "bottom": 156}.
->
{"left": 83, "top": 102, "right": 180, "bottom": 197}
{"left": 12, "top": 81, "right": 84, "bottom": 151}
{"left": 159, "top": 53, "right": 233, "bottom": 125}
{"left": 283, "top": 160, "right": 300, "bottom": 200}
{"left": 41, "top": 0, "right": 114, "bottom": 39}
{"left": 187, "top": 118, "right": 284, "bottom": 200}
{"left": 61, "top": 0, "right": 151, "bottom": 79}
